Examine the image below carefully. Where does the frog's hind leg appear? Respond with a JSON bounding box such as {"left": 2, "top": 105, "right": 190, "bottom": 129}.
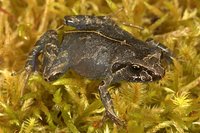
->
{"left": 25, "top": 30, "right": 59, "bottom": 73}
{"left": 24, "top": 30, "right": 59, "bottom": 88}
{"left": 64, "top": 15, "right": 111, "bottom": 30}
{"left": 43, "top": 48, "right": 70, "bottom": 82}
{"left": 42, "top": 43, "right": 59, "bottom": 77}
{"left": 98, "top": 76, "right": 125, "bottom": 126}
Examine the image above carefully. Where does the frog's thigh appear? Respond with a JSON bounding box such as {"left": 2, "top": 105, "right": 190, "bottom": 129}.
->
{"left": 42, "top": 43, "right": 59, "bottom": 71}
{"left": 46, "top": 50, "right": 71, "bottom": 76}
{"left": 25, "top": 30, "right": 59, "bottom": 72}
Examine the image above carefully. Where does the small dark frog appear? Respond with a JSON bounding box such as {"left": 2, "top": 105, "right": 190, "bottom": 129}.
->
{"left": 25, "top": 15, "right": 173, "bottom": 126}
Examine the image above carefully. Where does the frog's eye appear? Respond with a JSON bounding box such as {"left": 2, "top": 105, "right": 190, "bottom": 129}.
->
{"left": 130, "top": 65, "right": 142, "bottom": 73}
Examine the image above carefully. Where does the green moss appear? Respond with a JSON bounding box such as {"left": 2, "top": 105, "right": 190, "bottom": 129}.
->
{"left": 1, "top": 0, "right": 200, "bottom": 132}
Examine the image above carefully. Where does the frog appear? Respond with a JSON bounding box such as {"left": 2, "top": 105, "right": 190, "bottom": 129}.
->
{"left": 24, "top": 15, "right": 173, "bottom": 126}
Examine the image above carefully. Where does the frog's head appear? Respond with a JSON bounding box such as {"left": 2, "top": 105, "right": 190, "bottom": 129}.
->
{"left": 112, "top": 51, "right": 165, "bottom": 82}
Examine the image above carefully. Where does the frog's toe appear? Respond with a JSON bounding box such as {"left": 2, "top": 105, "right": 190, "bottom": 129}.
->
{"left": 105, "top": 110, "right": 126, "bottom": 127}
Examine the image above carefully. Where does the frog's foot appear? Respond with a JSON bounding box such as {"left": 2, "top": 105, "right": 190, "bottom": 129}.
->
{"left": 98, "top": 78, "right": 126, "bottom": 127}
{"left": 105, "top": 110, "right": 126, "bottom": 127}
{"left": 94, "top": 111, "right": 125, "bottom": 128}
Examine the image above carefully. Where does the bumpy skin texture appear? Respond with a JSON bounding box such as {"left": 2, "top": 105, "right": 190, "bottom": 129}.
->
{"left": 25, "top": 15, "right": 173, "bottom": 126}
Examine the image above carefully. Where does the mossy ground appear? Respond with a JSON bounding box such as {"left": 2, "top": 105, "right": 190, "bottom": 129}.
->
{"left": 0, "top": 0, "right": 200, "bottom": 133}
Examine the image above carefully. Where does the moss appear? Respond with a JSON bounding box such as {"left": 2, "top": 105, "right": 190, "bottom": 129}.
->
{"left": 0, "top": 0, "right": 200, "bottom": 132}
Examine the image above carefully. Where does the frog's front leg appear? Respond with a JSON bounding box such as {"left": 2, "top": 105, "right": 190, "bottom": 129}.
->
{"left": 98, "top": 76, "right": 125, "bottom": 126}
{"left": 145, "top": 38, "right": 174, "bottom": 63}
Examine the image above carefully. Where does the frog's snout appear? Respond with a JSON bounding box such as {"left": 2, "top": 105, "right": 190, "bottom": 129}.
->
{"left": 151, "top": 64, "right": 165, "bottom": 81}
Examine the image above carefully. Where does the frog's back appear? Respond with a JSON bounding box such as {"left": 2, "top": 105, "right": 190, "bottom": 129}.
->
{"left": 60, "top": 31, "right": 116, "bottom": 79}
